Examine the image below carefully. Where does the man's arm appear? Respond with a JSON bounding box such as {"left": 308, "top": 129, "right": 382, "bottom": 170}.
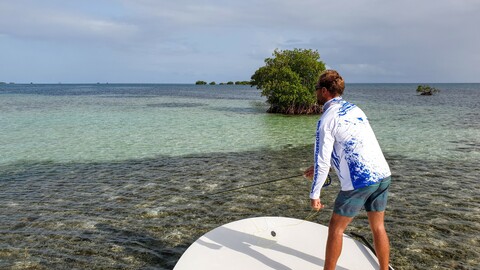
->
{"left": 304, "top": 166, "right": 329, "bottom": 211}
{"left": 310, "top": 115, "right": 336, "bottom": 204}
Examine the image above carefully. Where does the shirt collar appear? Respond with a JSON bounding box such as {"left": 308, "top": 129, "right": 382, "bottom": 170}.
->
{"left": 323, "top": 96, "right": 343, "bottom": 111}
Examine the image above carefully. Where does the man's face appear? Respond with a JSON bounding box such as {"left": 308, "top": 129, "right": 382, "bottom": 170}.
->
{"left": 316, "top": 86, "right": 328, "bottom": 105}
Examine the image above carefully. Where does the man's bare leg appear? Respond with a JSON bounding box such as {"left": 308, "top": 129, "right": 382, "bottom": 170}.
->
{"left": 324, "top": 213, "right": 353, "bottom": 270}
{"left": 367, "top": 211, "right": 390, "bottom": 270}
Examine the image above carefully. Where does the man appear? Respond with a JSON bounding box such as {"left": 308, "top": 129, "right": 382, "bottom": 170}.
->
{"left": 304, "top": 70, "right": 392, "bottom": 270}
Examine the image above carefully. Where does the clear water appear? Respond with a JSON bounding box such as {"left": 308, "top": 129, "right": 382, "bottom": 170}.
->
{"left": 0, "top": 84, "right": 319, "bottom": 163}
{"left": 1, "top": 84, "right": 479, "bottom": 269}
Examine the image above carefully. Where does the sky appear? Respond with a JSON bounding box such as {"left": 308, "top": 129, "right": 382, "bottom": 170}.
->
{"left": 1, "top": 0, "right": 479, "bottom": 83}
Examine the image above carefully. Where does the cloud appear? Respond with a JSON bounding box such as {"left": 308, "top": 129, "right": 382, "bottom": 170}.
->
{"left": 1, "top": 0, "right": 479, "bottom": 82}
{"left": 0, "top": 1, "right": 138, "bottom": 44}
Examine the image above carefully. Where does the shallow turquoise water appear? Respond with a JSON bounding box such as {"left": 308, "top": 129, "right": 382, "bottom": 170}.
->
{"left": 0, "top": 84, "right": 479, "bottom": 269}
{"left": 0, "top": 86, "right": 319, "bottom": 164}
{"left": 1, "top": 84, "right": 478, "bottom": 164}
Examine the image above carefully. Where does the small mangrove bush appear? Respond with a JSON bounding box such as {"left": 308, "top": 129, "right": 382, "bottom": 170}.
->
{"left": 251, "top": 48, "right": 326, "bottom": 114}
{"left": 417, "top": 85, "right": 440, "bottom": 95}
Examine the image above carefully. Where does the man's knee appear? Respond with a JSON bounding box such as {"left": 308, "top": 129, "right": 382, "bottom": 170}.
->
{"left": 367, "top": 211, "right": 386, "bottom": 233}
{"left": 328, "top": 213, "right": 353, "bottom": 235}
{"left": 370, "top": 224, "right": 386, "bottom": 236}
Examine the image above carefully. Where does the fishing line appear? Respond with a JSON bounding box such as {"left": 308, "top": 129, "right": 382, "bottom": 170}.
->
{"left": 207, "top": 174, "right": 302, "bottom": 196}
{"left": 205, "top": 173, "right": 331, "bottom": 231}
{"left": 207, "top": 173, "right": 331, "bottom": 197}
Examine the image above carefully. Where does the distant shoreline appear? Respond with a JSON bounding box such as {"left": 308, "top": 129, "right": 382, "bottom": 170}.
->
{"left": 2, "top": 82, "right": 480, "bottom": 85}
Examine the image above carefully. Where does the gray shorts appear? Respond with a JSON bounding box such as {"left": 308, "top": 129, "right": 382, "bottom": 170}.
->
{"left": 333, "top": 177, "right": 391, "bottom": 217}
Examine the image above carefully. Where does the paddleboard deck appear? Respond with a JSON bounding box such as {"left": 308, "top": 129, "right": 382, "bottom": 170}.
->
{"left": 174, "top": 216, "right": 380, "bottom": 270}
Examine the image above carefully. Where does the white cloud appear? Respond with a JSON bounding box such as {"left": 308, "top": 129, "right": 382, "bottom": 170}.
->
{"left": 0, "top": 2, "right": 138, "bottom": 43}
{"left": 1, "top": 0, "right": 479, "bottom": 82}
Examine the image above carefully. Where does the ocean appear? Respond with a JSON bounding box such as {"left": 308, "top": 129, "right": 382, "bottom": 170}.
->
{"left": 1, "top": 83, "right": 479, "bottom": 269}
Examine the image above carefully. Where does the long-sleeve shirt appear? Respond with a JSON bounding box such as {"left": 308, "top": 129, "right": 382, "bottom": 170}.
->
{"left": 310, "top": 97, "right": 391, "bottom": 199}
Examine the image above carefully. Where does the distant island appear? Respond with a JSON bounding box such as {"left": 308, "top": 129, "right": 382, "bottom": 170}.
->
{"left": 416, "top": 85, "right": 440, "bottom": 96}
{"left": 195, "top": 80, "right": 251, "bottom": 85}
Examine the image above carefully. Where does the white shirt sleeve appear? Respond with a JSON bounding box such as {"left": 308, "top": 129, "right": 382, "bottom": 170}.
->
{"left": 310, "top": 116, "right": 336, "bottom": 199}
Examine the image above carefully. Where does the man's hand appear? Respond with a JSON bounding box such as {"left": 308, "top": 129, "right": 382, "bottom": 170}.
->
{"left": 303, "top": 166, "right": 314, "bottom": 181}
{"left": 310, "top": 199, "right": 325, "bottom": 211}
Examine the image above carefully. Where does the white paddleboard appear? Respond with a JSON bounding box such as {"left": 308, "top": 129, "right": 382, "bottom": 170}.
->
{"left": 174, "top": 216, "right": 380, "bottom": 270}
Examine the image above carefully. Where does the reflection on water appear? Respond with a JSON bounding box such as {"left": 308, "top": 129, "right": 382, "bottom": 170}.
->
{"left": 1, "top": 145, "right": 479, "bottom": 269}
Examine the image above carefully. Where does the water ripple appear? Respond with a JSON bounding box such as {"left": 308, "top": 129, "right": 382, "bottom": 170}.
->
{"left": 1, "top": 145, "right": 479, "bottom": 269}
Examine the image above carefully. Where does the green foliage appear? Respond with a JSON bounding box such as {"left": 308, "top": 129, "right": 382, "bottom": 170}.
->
{"left": 235, "top": 81, "right": 251, "bottom": 85}
{"left": 196, "top": 80, "right": 250, "bottom": 85}
{"left": 251, "top": 48, "right": 326, "bottom": 114}
{"left": 416, "top": 85, "right": 440, "bottom": 95}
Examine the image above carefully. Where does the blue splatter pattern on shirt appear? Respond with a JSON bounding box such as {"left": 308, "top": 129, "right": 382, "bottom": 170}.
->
{"left": 343, "top": 138, "right": 381, "bottom": 189}
{"left": 338, "top": 101, "right": 356, "bottom": 116}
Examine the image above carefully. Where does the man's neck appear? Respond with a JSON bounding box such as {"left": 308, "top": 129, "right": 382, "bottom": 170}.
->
{"left": 323, "top": 96, "right": 342, "bottom": 110}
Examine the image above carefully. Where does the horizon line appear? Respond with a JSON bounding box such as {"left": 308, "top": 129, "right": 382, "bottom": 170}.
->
{"left": 2, "top": 82, "right": 479, "bottom": 85}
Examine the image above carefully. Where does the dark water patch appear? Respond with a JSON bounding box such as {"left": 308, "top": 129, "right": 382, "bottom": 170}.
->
{"left": 1, "top": 146, "right": 479, "bottom": 269}
{"left": 209, "top": 106, "right": 265, "bottom": 114}
{"left": 452, "top": 147, "right": 480, "bottom": 153}
{"left": 209, "top": 101, "right": 269, "bottom": 114}
{"left": 100, "top": 95, "right": 161, "bottom": 98}
{"left": 146, "top": 102, "right": 205, "bottom": 108}
{"left": 0, "top": 84, "right": 263, "bottom": 101}
{"left": 448, "top": 139, "right": 480, "bottom": 154}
